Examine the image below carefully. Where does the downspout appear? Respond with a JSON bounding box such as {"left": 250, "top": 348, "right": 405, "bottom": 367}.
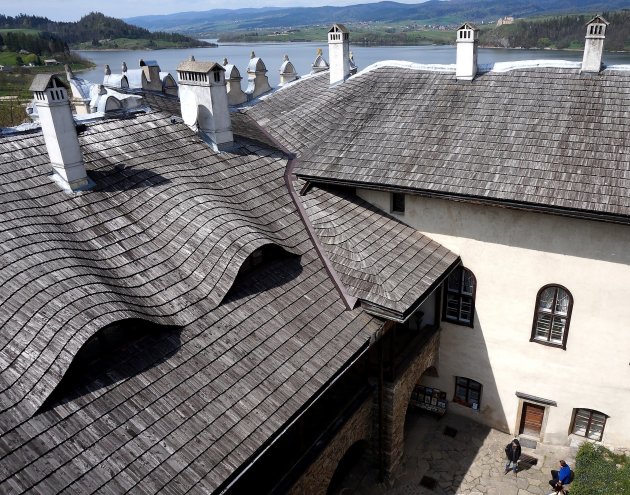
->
{"left": 378, "top": 337, "right": 385, "bottom": 482}
{"left": 245, "top": 114, "right": 358, "bottom": 310}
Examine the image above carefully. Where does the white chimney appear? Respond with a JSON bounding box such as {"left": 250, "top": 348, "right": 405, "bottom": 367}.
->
{"left": 582, "top": 15, "right": 609, "bottom": 73}
{"left": 311, "top": 48, "right": 329, "bottom": 74}
{"left": 328, "top": 23, "right": 350, "bottom": 84}
{"left": 456, "top": 22, "right": 479, "bottom": 81}
{"left": 177, "top": 58, "right": 233, "bottom": 151}
{"left": 222, "top": 58, "right": 247, "bottom": 105}
{"left": 245, "top": 52, "right": 272, "bottom": 99}
{"left": 140, "top": 59, "right": 163, "bottom": 92}
{"left": 29, "top": 74, "right": 90, "bottom": 191}
{"left": 279, "top": 55, "right": 299, "bottom": 86}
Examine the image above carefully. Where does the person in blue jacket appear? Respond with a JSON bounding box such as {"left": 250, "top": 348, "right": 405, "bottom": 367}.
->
{"left": 548, "top": 460, "right": 571, "bottom": 489}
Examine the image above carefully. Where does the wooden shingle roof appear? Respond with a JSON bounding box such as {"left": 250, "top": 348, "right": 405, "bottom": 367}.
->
{"left": 299, "top": 182, "right": 460, "bottom": 321}
{"left": 0, "top": 112, "right": 381, "bottom": 493}
{"left": 245, "top": 66, "right": 630, "bottom": 223}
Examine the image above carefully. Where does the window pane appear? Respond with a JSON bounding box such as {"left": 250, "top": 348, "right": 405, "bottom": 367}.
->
{"left": 555, "top": 289, "right": 569, "bottom": 315}
{"left": 550, "top": 317, "right": 565, "bottom": 343}
{"left": 448, "top": 270, "right": 461, "bottom": 292}
{"left": 460, "top": 299, "right": 472, "bottom": 323}
{"left": 462, "top": 269, "right": 474, "bottom": 295}
{"left": 535, "top": 314, "right": 552, "bottom": 339}
{"left": 539, "top": 288, "right": 555, "bottom": 311}
{"left": 446, "top": 295, "right": 460, "bottom": 319}
{"left": 455, "top": 385, "right": 467, "bottom": 401}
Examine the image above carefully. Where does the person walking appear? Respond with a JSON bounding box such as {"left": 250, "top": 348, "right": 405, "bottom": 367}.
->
{"left": 504, "top": 438, "right": 521, "bottom": 474}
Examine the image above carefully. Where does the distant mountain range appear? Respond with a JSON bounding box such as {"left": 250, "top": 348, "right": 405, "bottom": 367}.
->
{"left": 126, "top": 0, "right": 629, "bottom": 34}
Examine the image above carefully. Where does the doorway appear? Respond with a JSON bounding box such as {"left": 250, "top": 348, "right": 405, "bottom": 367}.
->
{"left": 519, "top": 402, "right": 545, "bottom": 436}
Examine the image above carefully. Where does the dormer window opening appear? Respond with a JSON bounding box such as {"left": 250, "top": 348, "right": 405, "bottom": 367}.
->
{"left": 37, "top": 319, "right": 180, "bottom": 414}
{"left": 236, "top": 244, "right": 292, "bottom": 280}
{"left": 213, "top": 70, "right": 221, "bottom": 83}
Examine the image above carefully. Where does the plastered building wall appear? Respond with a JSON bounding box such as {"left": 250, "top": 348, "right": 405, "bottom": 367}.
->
{"left": 357, "top": 187, "right": 630, "bottom": 448}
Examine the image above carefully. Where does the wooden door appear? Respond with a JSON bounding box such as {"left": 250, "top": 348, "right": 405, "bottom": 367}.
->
{"left": 519, "top": 403, "right": 545, "bottom": 436}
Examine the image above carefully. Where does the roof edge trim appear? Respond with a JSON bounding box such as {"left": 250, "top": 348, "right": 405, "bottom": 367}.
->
{"left": 296, "top": 175, "right": 630, "bottom": 227}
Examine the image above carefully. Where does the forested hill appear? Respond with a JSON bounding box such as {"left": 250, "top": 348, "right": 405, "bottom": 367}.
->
{"left": 0, "top": 12, "right": 211, "bottom": 47}
{"left": 483, "top": 11, "right": 630, "bottom": 50}
{"left": 126, "top": 0, "right": 630, "bottom": 35}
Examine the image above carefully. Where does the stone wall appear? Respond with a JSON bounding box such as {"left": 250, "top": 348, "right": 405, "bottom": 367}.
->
{"left": 288, "top": 395, "right": 374, "bottom": 495}
{"left": 381, "top": 331, "right": 440, "bottom": 477}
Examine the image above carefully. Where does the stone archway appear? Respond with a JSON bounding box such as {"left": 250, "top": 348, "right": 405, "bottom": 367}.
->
{"left": 326, "top": 439, "right": 369, "bottom": 495}
{"left": 381, "top": 331, "right": 441, "bottom": 477}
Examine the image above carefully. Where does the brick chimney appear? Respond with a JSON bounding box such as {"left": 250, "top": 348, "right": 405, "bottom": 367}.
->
{"left": 582, "top": 15, "right": 609, "bottom": 73}
{"left": 456, "top": 22, "right": 479, "bottom": 81}
{"left": 328, "top": 23, "right": 350, "bottom": 84}
{"left": 29, "top": 74, "right": 90, "bottom": 191}
{"left": 177, "top": 58, "right": 233, "bottom": 151}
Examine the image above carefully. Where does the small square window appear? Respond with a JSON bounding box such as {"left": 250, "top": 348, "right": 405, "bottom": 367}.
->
{"left": 392, "top": 193, "right": 405, "bottom": 213}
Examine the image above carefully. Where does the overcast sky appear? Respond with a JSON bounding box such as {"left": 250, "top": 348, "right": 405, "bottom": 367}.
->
{"left": 5, "top": 0, "right": 427, "bottom": 22}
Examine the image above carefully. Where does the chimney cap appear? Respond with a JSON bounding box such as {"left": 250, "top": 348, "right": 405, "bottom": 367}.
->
{"left": 585, "top": 14, "right": 609, "bottom": 26}
{"left": 29, "top": 74, "right": 67, "bottom": 92}
{"left": 457, "top": 22, "right": 479, "bottom": 31}
{"left": 328, "top": 23, "right": 349, "bottom": 33}
{"left": 177, "top": 60, "right": 225, "bottom": 73}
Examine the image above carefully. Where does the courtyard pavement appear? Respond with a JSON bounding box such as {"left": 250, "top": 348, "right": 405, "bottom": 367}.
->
{"left": 332, "top": 409, "right": 577, "bottom": 495}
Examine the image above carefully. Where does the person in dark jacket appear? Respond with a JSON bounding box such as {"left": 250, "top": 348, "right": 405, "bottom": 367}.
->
{"left": 504, "top": 439, "right": 521, "bottom": 473}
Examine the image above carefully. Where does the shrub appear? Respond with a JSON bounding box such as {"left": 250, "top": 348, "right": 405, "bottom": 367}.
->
{"left": 571, "top": 442, "right": 630, "bottom": 495}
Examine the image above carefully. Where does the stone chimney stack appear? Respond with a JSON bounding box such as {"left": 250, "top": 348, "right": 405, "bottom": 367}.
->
{"left": 222, "top": 58, "right": 247, "bottom": 105}
{"left": 245, "top": 52, "right": 272, "bottom": 99}
{"left": 29, "top": 74, "right": 89, "bottom": 191}
{"left": 311, "top": 48, "right": 329, "bottom": 74}
{"left": 279, "top": 55, "right": 299, "bottom": 86}
{"left": 177, "top": 58, "right": 233, "bottom": 151}
{"left": 328, "top": 23, "right": 350, "bottom": 84}
{"left": 582, "top": 15, "right": 609, "bottom": 73}
{"left": 456, "top": 22, "right": 479, "bottom": 81}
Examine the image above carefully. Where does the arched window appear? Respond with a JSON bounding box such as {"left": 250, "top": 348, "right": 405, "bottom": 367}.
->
{"left": 572, "top": 408, "right": 607, "bottom": 441}
{"left": 531, "top": 285, "right": 573, "bottom": 349}
{"left": 453, "top": 376, "right": 482, "bottom": 410}
{"left": 443, "top": 266, "right": 476, "bottom": 327}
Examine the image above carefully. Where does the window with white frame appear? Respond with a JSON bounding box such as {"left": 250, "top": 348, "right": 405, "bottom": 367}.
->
{"left": 443, "top": 266, "right": 476, "bottom": 327}
{"left": 572, "top": 408, "right": 607, "bottom": 441}
{"left": 531, "top": 285, "right": 572, "bottom": 349}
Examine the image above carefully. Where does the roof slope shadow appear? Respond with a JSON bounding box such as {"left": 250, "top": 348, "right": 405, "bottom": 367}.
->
{"left": 0, "top": 111, "right": 383, "bottom": 494}
{"left": 0, "top": 111, "right": 307, "bottom": 427}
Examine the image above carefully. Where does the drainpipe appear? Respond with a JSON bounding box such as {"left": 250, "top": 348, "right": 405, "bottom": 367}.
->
{"left": 378, "top": 338, "right": 385, "bottom": 482}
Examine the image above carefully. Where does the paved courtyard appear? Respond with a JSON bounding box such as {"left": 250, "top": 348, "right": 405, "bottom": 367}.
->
{"left": 332, "top": 409, "right": 577, "bottom": 495}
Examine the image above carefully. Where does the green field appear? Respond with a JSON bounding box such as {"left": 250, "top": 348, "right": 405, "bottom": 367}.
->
{"left": 0, "top": 28, "right": 40, "bottom": 35}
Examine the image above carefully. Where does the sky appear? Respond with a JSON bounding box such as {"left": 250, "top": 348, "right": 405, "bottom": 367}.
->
{"left": 3, "top": 0, "right": 427, "bottom": 22}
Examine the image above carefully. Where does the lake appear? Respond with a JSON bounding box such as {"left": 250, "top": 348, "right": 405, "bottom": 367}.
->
{"left": 76, "top": 41, "right": 630, "bottom": 88}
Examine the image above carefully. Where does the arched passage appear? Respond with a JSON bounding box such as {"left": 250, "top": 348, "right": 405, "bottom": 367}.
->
{"left": 326, "top": 440, "right": 369, "bottom": 495}
{"left": 381, "top": 331, "right": 441, "bottom": 477}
